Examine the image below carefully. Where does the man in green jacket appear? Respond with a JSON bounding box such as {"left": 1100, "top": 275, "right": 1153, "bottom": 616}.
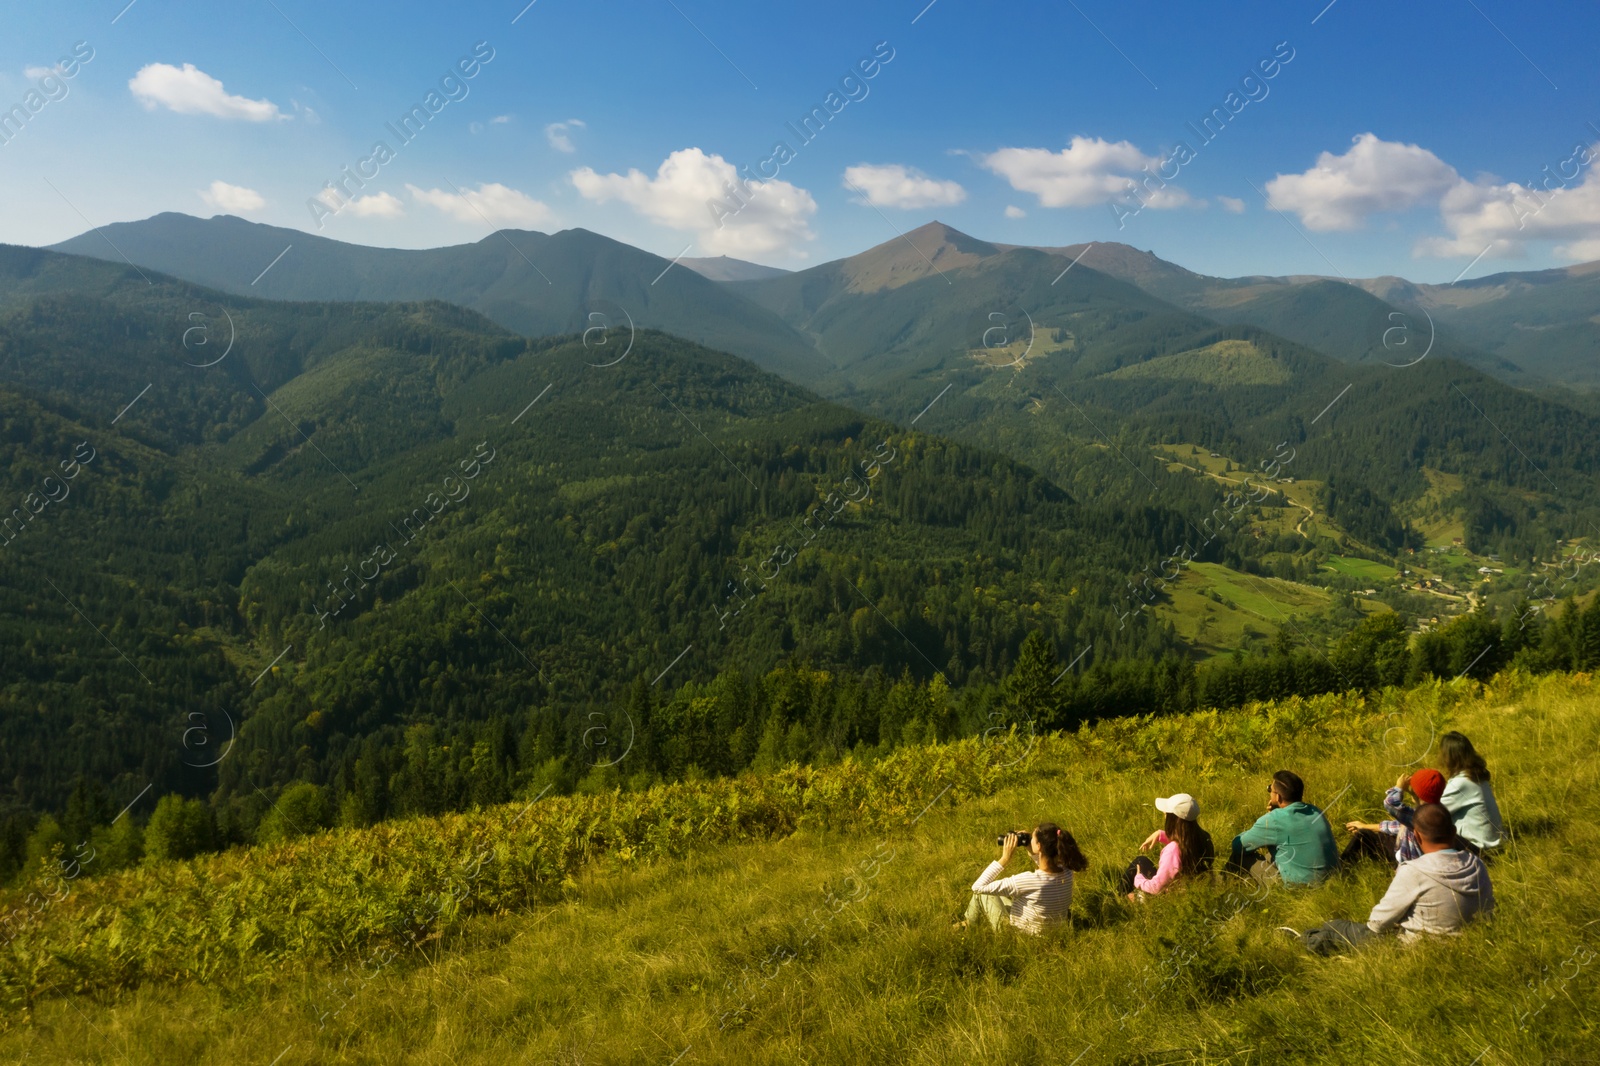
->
{"left": 1227, "top": 770, "right": 1340, "bottom": 886}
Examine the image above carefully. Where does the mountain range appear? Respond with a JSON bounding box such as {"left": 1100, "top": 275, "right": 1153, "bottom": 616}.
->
{"left": 49, "top": 214, "right": 1600, "bottom": 390}
{"left": 36, "top": 213, "right": 1600, "bottom": 562}
{"left": 47, "top": 213, "right": 826, "bottom": 385}
{"left": 38, "top": 212, "right": 1600, "bottom": 549}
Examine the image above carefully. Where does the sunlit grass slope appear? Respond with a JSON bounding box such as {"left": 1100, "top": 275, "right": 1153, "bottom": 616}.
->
{"left": 3, "top": 671, "right": 1595, "bottom": 1064}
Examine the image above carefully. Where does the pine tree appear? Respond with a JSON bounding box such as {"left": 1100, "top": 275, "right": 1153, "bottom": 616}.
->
{"left": 1579, "top": 596, "right": 1600, "bottom": 671}
{"left": 1003, "top": 632, "right": 1059, "bottom": 730}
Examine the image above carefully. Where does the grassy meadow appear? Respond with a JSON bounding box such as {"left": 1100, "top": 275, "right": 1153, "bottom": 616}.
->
{"left": 2, "top": 671, "right": 1596, "bottom": 1064}
{"left": 1156, "top": 561, "right": 1331, "bottom": 657}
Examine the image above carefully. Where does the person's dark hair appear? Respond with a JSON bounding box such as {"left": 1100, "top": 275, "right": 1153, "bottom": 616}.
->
{"left": 1270, "top": 770, "right": 1305, "bottom": 804}
{"left": 1440, "top": 731, "right": 1491, "bottom": 783}
{"left": 1035, "top": 823, "right": 1088, "bottom": 874}
{"left": 1163, "top": 811, "right": 1208, "bottom": 875}
{"left": 1413, "top": 802, "right": 1457, "bottom": 846}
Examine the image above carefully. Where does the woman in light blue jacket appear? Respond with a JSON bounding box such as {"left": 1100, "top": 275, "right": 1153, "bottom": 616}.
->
{"left": 1439, "top": 731, "right": 1503, "bottom": 852}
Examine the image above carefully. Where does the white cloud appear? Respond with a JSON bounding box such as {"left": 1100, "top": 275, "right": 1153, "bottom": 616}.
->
{"left": 24, "top": 64, "right": 62, "bottom": 80}
{"left": 1004, "top": 205, "right": 1026, "bottom": 219}
{"left": 314, "top": 189, "right": 405, "bottom": 219}
{"left": 406, "top": 182, "right": 554, "bottom": 228}
{"left": 1555, "top": 236, "right": 1600, "bottom": 259}
{"left": 347, "top": 191, "right": 405, "bottom": 218}
{"left": 1264, "top": 133, "right": 1600, "bottom": 260}
{"left": 843, "top": 163, "right": 966, "bottom": 209}
{"left": 571, "top": 147, "right": 817, "bottom": 258}
{"left": 491, "top": 115, "right": 512, "bottom": 125}
{"left": 1556, "top": 237, "right": 1600, "bottom": 261}
{"left": 980, "top": 136, "right": 1192, "bottom": 209}
{"left": 1265, "top": 133, "right": 1458, "bottom": 232}
{"left": 1217, "top": 195, "right": 1246, "bottom": 214}
{"left": 129, "top": 63, "right": 286, "bottom": 121}
{"left": 199, "top": 181, "right": 265, "bottom": 213}
{"left": 291, "top": 99, "right": 320, "bottom": 125}
{"left": 545, "top": 118, "right": 584, "bottom": 153}
{"left": 1411, "top": 147, "right": 1600, "bottom": 259}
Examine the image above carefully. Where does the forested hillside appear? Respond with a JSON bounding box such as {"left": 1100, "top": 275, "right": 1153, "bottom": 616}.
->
{"left": 0, "top": 246, "right": 1234, "bottom": 878}
{"left": 6, "top": 237, "right": 1600, "bottom": 896}
{"left": 729, "top": 228, "right": 1600, "bottom": 566}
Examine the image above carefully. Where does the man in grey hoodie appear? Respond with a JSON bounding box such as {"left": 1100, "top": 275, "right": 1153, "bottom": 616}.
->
{"left": 1295, "top": 803, "right": 1494, "bottom": 954}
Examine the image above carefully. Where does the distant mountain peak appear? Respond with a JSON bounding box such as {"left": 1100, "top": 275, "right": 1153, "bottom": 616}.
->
{"left": 840, "top": 221, "right": 1003, "bottom": 292}
{"left": 902, "top": 220, "right": 996, "bottom": 250}
{"left": 681, "top": 255, "right": 792, "bottom": 283}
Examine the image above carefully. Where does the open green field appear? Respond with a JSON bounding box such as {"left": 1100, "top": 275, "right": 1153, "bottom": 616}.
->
{"left": 1321, "top": 555, "right": 1399, "bottom": 582}
{"left": 1153, "top": 443, "right": 1237, "bottom": 478}
{"left": 3, "top": 672, "right": 1592, "bottom": 1064}
{"left": 1104, "top": 339, "right": 1292, "bottom": 387}
{"left": 1407, "top": 468, "right": 1468, "bottom": 549}
{"left": 1157, "top": 561, "right": 1333, "bottom": 657}
{"left": 966, "top": 335, "right": 1073, "bottom": 370}
{"left": 1419, "top": 520, "right": 1468, "bottom": 551}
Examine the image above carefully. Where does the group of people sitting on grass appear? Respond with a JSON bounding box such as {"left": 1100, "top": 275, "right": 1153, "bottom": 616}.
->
{"left": 959, "top": 730, "right": 1502, "bottom": 954}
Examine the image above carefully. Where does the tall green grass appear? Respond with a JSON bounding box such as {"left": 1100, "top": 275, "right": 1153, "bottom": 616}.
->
{"left": 2, "top": 670, "right": 1595, "bottom": 1064}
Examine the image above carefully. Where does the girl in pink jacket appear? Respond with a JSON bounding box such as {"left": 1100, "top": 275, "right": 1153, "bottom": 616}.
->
{"left": 1121, "top": 793, "right": 1216, "bottom": 899}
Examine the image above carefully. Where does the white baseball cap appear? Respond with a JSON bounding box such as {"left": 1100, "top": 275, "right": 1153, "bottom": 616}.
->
{"left": 1155, "top": 793, "right": 1199, "bottom": 821}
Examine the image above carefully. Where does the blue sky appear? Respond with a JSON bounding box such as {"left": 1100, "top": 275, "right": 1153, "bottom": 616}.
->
{"left": 2, "top": 0, "right": 1598, "bottom": 282}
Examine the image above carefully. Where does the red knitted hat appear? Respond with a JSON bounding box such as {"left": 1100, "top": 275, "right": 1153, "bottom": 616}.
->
{"left": 1409, "top": 768, "right": 1446, "bottom": 805}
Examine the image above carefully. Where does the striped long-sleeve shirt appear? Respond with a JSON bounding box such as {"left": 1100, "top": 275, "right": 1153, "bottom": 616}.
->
{"left": 1380, "top": 787, "right": 1424, "bottom": 863}
{"left": 970, "top": 861, "right": 1074, "bottom": 934}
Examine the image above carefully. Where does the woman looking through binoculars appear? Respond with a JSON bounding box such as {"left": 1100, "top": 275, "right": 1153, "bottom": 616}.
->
{"left": 956, "top": 822, "right": 1087, "bottom": 934}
